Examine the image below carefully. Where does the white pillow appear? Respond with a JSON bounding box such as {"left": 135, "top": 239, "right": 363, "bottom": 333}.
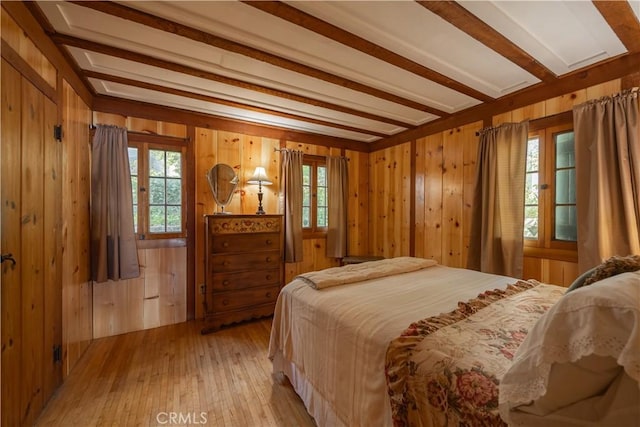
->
{"left": 499, "top": 271, "right": 640, "bottom": 426}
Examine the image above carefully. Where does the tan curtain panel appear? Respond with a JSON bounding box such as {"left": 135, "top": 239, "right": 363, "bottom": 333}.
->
{"left": 467, "top": 121, "right": 529, "bottom": 278}
{"left": 326, "top": 156, "right": 348, "bottom": 258}
{"left": 281, "top": 150, "right": 304, "bottom": 263}
{"left": 91, "top": 125, "right": 139, "bottom": 283}
{"left": 573, "top": 89, "right": 640, "bottom": 273}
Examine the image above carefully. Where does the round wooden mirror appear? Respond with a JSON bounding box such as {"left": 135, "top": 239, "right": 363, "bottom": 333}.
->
{"left": 207, "top": 164, "right": 238, "bottom": 214}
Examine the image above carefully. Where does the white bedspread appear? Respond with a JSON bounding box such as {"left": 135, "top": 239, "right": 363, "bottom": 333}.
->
{"left": 268, "top": 264, "right": 516, "bottom": 427}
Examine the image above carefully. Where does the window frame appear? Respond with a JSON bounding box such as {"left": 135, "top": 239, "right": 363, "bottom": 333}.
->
{"left": 302, "top": 155, "right": 328, "bottom": 238}
{"left": 524, "top": 122, "right": 577, "bottom": 259}
{"left": 129, "top": 140, "right": 187, "bottom": 241}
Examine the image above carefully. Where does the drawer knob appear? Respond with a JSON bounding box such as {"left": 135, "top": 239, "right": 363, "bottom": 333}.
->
{"left": 222, "top": 299, "right": 229, "bottom": 306}
{"left": 266, "top": 239, "right": 272, "bottom": 245}
{"left": 223, "top": 280, "right": 230, "bottom": 286}
{"left": 266, "top": 257, "right": 272, "bottom": 262}
{"left": 222, "top": 241, "right": 229, "bottom": 248}
{"left": 266, "top": 292, "right": 272, "bottom": 298}
{"left": 266, "top": 274, "right": 272, "bottom": 280}
{"left": 223, "top": 261, "right": 230, "bottom": 267}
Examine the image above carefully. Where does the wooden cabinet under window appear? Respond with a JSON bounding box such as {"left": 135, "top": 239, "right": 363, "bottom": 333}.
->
{"left": 202, "top": 214, "right": 284, "bottom": 334}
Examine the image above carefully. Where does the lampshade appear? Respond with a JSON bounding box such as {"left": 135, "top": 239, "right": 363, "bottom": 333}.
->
{"left": 247, "top": 166, "right": 272, "bottom": 185}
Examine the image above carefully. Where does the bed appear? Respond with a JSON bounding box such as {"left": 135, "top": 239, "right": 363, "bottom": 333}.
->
{"left": 268, "top": 257, "right": 565, "bottom": 426}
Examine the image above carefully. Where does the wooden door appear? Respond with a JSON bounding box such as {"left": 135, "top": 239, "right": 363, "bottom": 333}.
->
{"left": 1, "top": 58, "right": 63, "bottom": 426}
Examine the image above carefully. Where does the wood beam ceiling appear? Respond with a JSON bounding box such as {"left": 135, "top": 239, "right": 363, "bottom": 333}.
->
{"left": 49, "top": 34, "right": 414, "bottom": 129}
{"left": 68, "top": 1, "right": 441, "bottom": 114}
{"left": 244, "top": 1, "right": 492, "bottom": 104}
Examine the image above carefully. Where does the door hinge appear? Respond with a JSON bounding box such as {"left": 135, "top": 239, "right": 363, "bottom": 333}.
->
{"left": 54, "top": 124, "right": 62, "bottom": 142}
{"left": 53, "top": 344, "right": 62, "bottom": 364}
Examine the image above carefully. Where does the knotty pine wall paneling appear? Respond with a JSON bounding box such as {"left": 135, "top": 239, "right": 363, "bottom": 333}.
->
{"left": 346, "top": 150, "right": 370, "bottom": 258}
{"left": 61, "top": 80, "right": 92, "bottom": 375}
{"left": 415, "top": 133, "right": 444, "bottom": 262}
{"left": 368, "top": 142, "right": 412, "bottom": 259}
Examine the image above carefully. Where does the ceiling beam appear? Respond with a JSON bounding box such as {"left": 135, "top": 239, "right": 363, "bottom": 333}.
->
{"left": 68, "top": 1, "right": 443, "bottom": 114}
{"left": 592, "top": 1, "right": 640, "bottom": 53}
{"left": 85, "top": 70, "right": 389, "bottom": 138}
{"left": 416, "top": 1, "right": 557, "bottom": 83}
{"left": 244, "top": 1, "right": 493, "bottom": 104}
{"left": 93, "top": 95, "right": 372, "bottom": 152}
{"left": 372, "top": 51, "right": 640, "bottom": 151}
{"left": 51, "top": 34, "right": 414, "bottom": 129}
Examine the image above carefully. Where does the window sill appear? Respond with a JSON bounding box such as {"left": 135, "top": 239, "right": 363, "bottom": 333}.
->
{"left": 524, "top": 246, "right": 577, "bottom": 263}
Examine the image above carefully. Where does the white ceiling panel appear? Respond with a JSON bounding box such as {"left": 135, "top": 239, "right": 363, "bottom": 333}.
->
{"left": 70, "top": 48, "right": 409, "bottom": 134}
{"left": 90, "top": 79, "right": 382, "bottom": 142}
{"left": 460, "top": 1, "right": 628, "bottom": 74}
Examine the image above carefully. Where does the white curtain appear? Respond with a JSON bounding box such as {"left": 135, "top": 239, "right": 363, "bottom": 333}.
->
{"left": 281, "top": 150, "right": 304, "bottom": 263}
{"left": 326, "top": 156, "right": 348, "bottom": 258}
{"left": 91, "top": 125, "right": 139, "bottom": 283}
{"left": 467, "top": 122, "right": 529, "bottom": 278}
{"left": 573, "top": 89, "right": 640, "bottom": 273}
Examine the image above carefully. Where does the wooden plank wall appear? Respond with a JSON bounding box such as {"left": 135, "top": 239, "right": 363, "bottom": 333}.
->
{"left": 368, "top": 143, "right": 412, "bottom": 258}
{"left": 61, "top": 81, "right": 92, "bottom": 376}
{"left": 370, "top": 79, "right": 624, "bottom": 286}
{"left": 91, "top": 113, "right": 188, "bottom": 338}
{"left": 413, "top": 121, "right": 482, "bottom": 267}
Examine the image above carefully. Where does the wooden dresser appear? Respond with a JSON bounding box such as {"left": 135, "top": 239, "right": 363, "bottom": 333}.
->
{"left": 202, "top": 214, "right": 284, "bottom": 334}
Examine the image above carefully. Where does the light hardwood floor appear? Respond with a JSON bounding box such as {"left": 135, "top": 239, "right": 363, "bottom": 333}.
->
{"left": 36, "top": 319, "right": 316, "bottom": 427}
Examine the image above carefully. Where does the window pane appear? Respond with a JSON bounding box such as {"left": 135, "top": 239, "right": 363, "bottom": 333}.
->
{"left": 302, "top": 165, "right": 311, "bottom": 186}
{"left": 556, "top": 169, "right": 576, "bottom": 204}
{"left": 302, "top": 207, "right": 310, "bottom": 228}
{"left": 149, "top": 205, "right": 166, "bottom": 233}
{"left": 132, "top": 204, "right": 138, "bottom": 233}
{"left": 166, "top": 151, "right": 181, "bottom": 178}
{"left": 525, "top": 172, "right": 538, "bottom": 205}
{"left": 131, "top": 176, "right": 138, "bottom": 205}
{"left": 555, "top": 205, "right": 577, "bottom": 241}
{"left": 317, "top": 186, "right": 326, "bottom": 207}
{"left": 149, "top": 177, "right": 166, "bottom": 204}
{"left": 556, "top": 132, "right": 575, "bottom": 168}
{"left": 302, "top": 186, "right": 311, "bottom": 207}
{"left": 149, "top": 149, "right": 165, "bottom": 177}
{"left": 166, "top": 205, "right": 181, "bottom": 232}
{"left": 166, "top": 178, "right": 181, "bottom": 204}
{"left": 526, "top": 137, "right": 539, "bottom": 172}
{"left": 317, "top": 207, "right": 327, "bottom": 228}
{"left": 128, "top": 147, "right": 138, "bottom": 175}
{"left": 524, "top": 206, "right": 538, "bottom": 239}
{"left": 317, "top": 166, "right": 326, "bottom": 186}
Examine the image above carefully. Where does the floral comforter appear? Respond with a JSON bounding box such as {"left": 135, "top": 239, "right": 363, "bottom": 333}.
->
{"left": 385, "top": 280, "right": 564, "bottom": 427}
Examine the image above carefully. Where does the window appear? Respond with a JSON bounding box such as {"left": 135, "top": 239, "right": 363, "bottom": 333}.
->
{"left": 128, "top": 142, "right": 186, "bottom": 239}
{"left": 524, "top": 123, "right": 577, "bottom": 253}
{"left": 302, "top": 156, "right": 328, "bottom": 235}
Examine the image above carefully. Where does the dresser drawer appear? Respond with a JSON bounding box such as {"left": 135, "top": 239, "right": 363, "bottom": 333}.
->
{"left": 210, "top": 251, "right": 281, "bottom": 272}
{"left": 213, "top": 285, "right": 279, "bottom": 312}
{"left": 208, "top": 268, "right": 280, "bottom": 291}
{"left": 210, "top": 232, "right": 281, "bottom": 254}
